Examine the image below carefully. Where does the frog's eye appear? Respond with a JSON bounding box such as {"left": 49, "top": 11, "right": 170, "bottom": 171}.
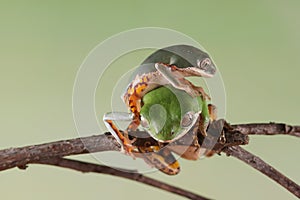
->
{"left": 181, "top": 111, "right": 195, "bottom": 128}
{"left": 140, "top": 116, "right": 150, "bottom": 129}
{"left": 198, "top": 58, "right": 212, "bottom": 69}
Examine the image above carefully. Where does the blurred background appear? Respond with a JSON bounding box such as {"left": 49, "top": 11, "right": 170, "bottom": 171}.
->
{"left": 0, "top": 1, "right": 299, "bottom": 199}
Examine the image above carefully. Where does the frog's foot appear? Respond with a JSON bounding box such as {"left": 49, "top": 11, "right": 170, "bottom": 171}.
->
{"left": 198, "top": 101, "right": 210, "bottom": 137}
{"left": 199, "top": 120, "right": 208, "bottom": 137}
{"left": 120, "top": 133, "right": 137, "bottom": 158}
{"left": 200, "top": 104, "right": 218, "bottom": 138}
{"left": 124, "top": 116, "right": 141, "bottom": 157}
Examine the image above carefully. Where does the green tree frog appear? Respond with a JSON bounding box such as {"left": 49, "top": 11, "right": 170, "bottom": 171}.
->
{"left": 103, "top": 45, "right": 217, "bottom": 174}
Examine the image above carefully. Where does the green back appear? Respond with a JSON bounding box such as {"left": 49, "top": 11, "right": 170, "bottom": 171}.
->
{"left": 140, "top": 86, "right": 204, "bottom": 141}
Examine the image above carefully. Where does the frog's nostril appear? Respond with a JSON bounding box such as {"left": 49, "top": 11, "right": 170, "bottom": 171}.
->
{"left": 210, "top": 65, "right": 217, "bottom": 74}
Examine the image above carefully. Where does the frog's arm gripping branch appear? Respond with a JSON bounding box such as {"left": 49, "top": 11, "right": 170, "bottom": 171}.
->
{"left": 103, "top": 112, "right": 134, "bottom": 152}
{"left": 155, "top": 63, "right": 210, "bottom": 100}
{"left": 0, "top": 121, "right": 299, "bottom": 199}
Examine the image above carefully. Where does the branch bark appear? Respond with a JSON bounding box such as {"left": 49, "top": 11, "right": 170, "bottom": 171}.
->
{"left": 0, "top": 121, "right": 299, "bottom": 199}
{"left": 35, "top": 157, "right": 210, "bottom": 200}
{"left": 0, "top": 134, "right": 118, "bottom": 171}
{"left": 231, "top": 123, "right": 300, "bottom": 137}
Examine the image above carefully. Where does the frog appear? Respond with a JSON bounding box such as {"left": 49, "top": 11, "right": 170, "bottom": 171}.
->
{"left": 103, "top": 44, "right": 217, "bottom": 174}
{"left": 123, "top": 45, "right": 216, "bottom": 133}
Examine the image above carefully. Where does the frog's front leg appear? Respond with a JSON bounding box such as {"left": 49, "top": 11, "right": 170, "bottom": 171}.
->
{"left": 155, "top": 63, "right": 210, "bottom": 100}
{"left": 103, "top": 112, "right": 136, "bottom": 155}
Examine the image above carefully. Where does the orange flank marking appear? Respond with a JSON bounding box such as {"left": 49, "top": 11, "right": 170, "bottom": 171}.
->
{"left": 128, "top": 95, "right": 140, "bottom": 113}
{"left": 123, "top": 76, "right": 150, "bottom": 131}
{"left": 126, "top": 81, "right": 148, "bottom": 117}
{"left": 135, "top": 83, "right": 147, "bottom": 95}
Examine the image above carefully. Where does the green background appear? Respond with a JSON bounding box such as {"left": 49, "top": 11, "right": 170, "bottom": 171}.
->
{"left": 1, "top": 1, "right": 299, "bottom": 199}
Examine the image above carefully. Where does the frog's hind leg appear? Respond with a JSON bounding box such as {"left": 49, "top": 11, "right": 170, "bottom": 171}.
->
{"left": 103, "top": 112, "right": 136, "bottom": 155}
{"left": 167, "top": 133, "right": 201, "bottom": 161}
{"left": 138, "top": 146, "right": 180, "bottom": 175}
{"left": 155, "top": 63, "right": 210, "bottom": 100}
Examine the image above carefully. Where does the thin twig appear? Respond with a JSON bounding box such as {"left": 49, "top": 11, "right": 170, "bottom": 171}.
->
{"left": 223, "top": 146, "right": 300, "bottom": 198}
{"left": 35, "top": 157, "right": 210, "bottom": 200}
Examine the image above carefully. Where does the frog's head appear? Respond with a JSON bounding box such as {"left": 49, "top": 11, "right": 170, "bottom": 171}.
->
{"left": 165, "top": 45, "right": 216, "bottom": 78}
{"left": 140, "top": 87, "right": 202, "bottom": 143}
{"left": 141, "top": 44, "right": 217, "bottom": 78}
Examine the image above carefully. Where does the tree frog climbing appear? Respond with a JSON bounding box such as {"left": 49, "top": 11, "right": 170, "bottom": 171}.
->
{"left": 103, "top": 44, "right": 217, "bottom": 175}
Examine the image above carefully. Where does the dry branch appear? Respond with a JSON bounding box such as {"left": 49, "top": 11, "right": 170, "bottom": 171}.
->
{"left": 232, "top": 123, "right": 300, "bottom": 137}
{"left": 0, "top": 121, "right": 299, "bottom": 199}
{"left": 35, "top": 157, "right": 210, "bottom": 200}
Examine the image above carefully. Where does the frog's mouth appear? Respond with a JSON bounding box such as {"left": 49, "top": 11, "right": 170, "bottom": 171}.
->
{"left": 185, "top": 67, "right": 216, "bottom": 78}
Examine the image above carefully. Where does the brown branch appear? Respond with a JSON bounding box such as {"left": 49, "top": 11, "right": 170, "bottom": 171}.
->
{"left": 34, "top": 157, "right": 210, "bottom": 200}
{"left": 223, "top": 146, "right": 300, "bottom": 198}
{"left": 231, "top": 123, "right": 300, "bottom": 137}
{"left": 0, "top": 134, "right": 119, "bottom": 171}
{"left": 0, "top": 121, "right": 299, "bottom": 199}
{"left": 0, "top": 134, "right": 211, "bottom": 199}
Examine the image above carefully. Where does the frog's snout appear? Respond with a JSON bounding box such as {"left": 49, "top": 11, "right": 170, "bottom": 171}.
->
{"left": 205, "top": 64, "right": 216, "bottom": 76}
{"left": 196, "top": 58, "right": 216, "bottom": 77}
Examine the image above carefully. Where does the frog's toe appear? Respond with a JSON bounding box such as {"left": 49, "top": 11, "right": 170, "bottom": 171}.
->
{"left": 121, "top": 146, "right": 135, "bottom": 159}
{"left": 208, "top": 104, "right": 218, "bottom": 121}
{"left": 200, "top": 129, "right": 208, "bottom": 137}
{"left": 197, "top": 87, "right": 211, "bottom": 100}
{"left": 199, "top": 120, "right": 209, "bottom": 137}
{"left": 121, "top": 138, "right": 137, "bottom": 159}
